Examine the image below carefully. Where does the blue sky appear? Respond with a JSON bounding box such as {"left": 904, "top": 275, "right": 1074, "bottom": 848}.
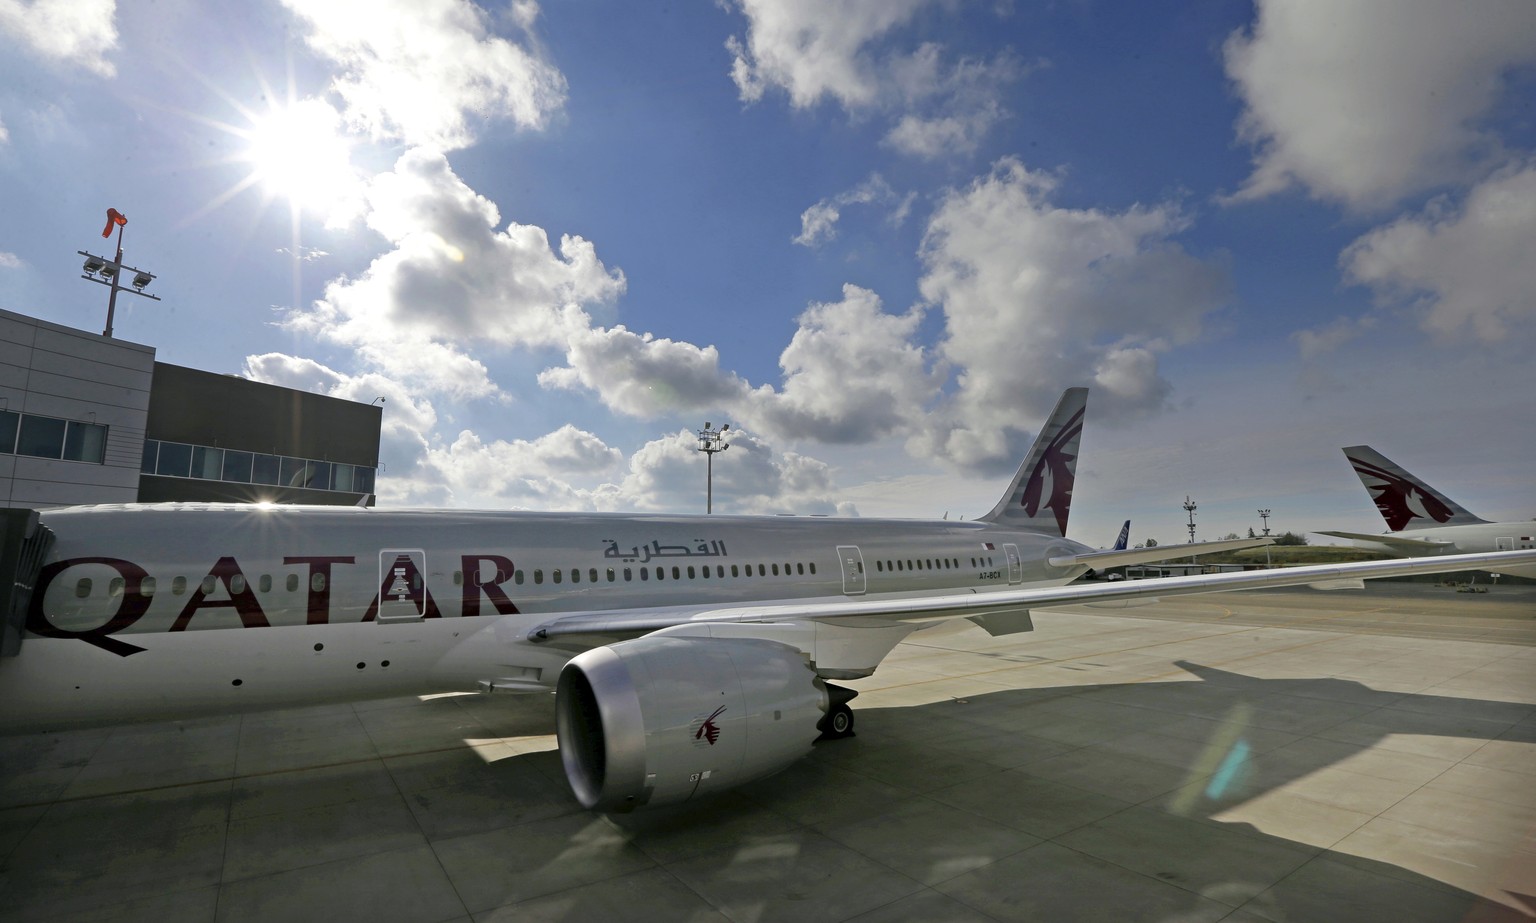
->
{"left": 2, "top": 0, "right": 1533, "bottom": 545}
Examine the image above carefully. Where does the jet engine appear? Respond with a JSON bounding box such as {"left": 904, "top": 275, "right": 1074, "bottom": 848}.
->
{"left": 555, "top": 635, "right": 828, "bottom": 813}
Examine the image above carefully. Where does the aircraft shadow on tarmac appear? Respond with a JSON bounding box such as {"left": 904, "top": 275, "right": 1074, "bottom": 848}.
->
{"left": 602, "top": 662, "right": 1536, "bottom": 922}
{"left": 2, "top": 663, "right": 1532, "bottom": 921}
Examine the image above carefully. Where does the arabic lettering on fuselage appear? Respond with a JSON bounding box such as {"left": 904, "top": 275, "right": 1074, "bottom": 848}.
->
{"left": 602, "top": 539, "right": 729, "bottom": 563}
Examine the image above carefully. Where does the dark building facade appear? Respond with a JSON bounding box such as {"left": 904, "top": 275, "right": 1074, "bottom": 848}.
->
{"left": 139, "top": 363, "right": 380, "bottom": 506}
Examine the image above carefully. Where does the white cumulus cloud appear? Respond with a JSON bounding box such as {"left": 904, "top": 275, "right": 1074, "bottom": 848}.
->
{"left": 282, "top": 0, "right": 567, "bottom": 150}
{"left": 1341, "top": 161, "right": 1536, "bottom": 343}
{"left": 283, "top": 148, "right": 624, "bottom": 399}
{"left": 1223, "top": 0, "right": 1536, "bottom": 210}
{"left": 0, "top": 0, "right": 117, "bottom": 77}
{"left": 725, "top": 0, "right": 1019, "bottom": 160}
{"left": 914, "top": 158, "right": 1231, "bottom": 472}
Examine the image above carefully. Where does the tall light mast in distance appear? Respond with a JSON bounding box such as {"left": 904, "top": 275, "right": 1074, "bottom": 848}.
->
{"left": 698, "top": 422, "right": 730, "bottom": 514}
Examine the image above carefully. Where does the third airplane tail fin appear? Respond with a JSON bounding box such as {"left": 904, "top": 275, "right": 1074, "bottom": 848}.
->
{"left": 1342, "top": 445, "right": 1487, "bottom": 531}
{"left": 978, "top": 387, "right": 1087, "bottom": 536}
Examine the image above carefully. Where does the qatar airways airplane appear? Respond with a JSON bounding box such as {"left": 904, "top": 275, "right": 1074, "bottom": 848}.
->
{"left": 1316, "top": 445, "right": 1536, "bottom": 577}
{"left": 3, "top": 389, "right": 1533, "bottom": 814}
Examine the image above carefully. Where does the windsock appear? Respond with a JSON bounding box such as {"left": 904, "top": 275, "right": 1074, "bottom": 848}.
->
{"left": 101, "top": 208, "right": 127, "bottom": 238}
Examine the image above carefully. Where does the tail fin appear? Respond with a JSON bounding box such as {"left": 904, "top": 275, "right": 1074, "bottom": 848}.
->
{"left": 978, "top": 388, "right": 1087, "bottom": 535}
{"left": 1113, "top": 520, "right": 1130, "bottom": 551}
{"left": 1341, "top": 445, "right": 1487, "bottom": 531}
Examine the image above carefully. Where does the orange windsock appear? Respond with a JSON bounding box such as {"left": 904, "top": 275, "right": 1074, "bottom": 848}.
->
{"left": 101, "top": 208, "right": 127, "bottom": 238}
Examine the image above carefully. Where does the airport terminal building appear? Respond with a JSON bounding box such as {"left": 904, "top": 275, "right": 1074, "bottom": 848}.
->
{"left": 0, "top": 308, "right": 380, "bottom": 509}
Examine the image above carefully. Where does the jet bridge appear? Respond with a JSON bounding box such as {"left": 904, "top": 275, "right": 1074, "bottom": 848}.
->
{"left": 0, "top": 510, "right": 54, "bottom": 658}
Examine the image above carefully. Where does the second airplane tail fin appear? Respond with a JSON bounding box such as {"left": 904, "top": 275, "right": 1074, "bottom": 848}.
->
{"left": 1342, "top": 445, "right": 1487, "bottom": 531}
{"left": 978, "top": 387, "right": 1087, "bottom": 536}
{"left": 1113, "top": 520, "right": 1131, "bottom": 551}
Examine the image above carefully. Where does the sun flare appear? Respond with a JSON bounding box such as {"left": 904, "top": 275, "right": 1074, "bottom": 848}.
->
{"left": 242, "top": 99, "right": 360, "bottom": 216}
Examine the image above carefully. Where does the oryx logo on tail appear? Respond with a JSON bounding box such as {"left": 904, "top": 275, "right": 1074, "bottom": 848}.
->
{"left": 979, "top": 387, "right": 1088, "bottom": 536}
{"left": 1342, "top": 446, "right": 1483, "bottom": 531}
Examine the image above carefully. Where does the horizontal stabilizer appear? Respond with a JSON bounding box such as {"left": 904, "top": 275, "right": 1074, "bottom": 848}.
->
{"left": 1308, "top": 578, "right": 1365, "bottom": 590}
{"left": 966, "top": 609, "right": 1035, "bottom": 637}
{"left": 1315, "top": 530, "right": 1454, "bottom": 551}
{"left": 1050, "top": 537, "right": 1273, "bottom": 570}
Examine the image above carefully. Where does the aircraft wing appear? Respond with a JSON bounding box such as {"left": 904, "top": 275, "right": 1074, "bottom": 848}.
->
{"left": 529, "top": 547, "right": 1536, "bottom": 643}
{"left": 1049, "top": 536, "right": 1273, "bottom": 570}
{"left": 1314, "top": 530, "right": 1455, "bottom": 551}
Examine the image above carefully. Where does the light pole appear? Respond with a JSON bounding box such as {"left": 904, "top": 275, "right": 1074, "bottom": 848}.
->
{"left": 1183, "top": 496, "right": 1197, "bottom": 544}
{"left": 1257, "top": 508, "right": 1273, "bottom": 568}
{"left": 698, "top": 422, "right": 730, "bottom": 513}
{"left": 79, "top": 208, "right": 160, "bottom": 338}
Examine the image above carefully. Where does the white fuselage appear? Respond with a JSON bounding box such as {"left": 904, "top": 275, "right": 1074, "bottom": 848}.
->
{"left": 0, "top": 504, "right": 1090, "bottom": 733}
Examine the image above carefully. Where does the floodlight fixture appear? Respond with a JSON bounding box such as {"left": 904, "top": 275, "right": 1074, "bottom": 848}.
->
{"left": 132, "top": 271, "right": 153, "bottom": 290}
{"left": 82, "top": 255, "right": 106, "bottom": 274}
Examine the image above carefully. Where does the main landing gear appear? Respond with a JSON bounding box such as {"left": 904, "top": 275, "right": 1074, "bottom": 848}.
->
{"left": 818, "top": 683, "right": 858, "bottom": 740}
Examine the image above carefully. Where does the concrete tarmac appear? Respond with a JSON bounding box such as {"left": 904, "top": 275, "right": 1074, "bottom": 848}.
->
{"left": 1, "top": 584, "right": 1532, "bottom": 921}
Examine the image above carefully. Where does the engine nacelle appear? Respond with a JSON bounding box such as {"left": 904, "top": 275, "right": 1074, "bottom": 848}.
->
{"left": 555, "top": 635, "right": 827, "bottom": 813}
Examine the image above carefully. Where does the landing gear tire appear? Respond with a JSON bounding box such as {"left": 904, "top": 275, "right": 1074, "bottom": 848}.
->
{"left": 822, "top": 704, "right": 855, "bottom": 739}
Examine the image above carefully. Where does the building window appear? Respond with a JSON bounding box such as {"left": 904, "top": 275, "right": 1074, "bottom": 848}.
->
{"left": 251, "top": 454, "right": 281, "bottom": 485}
{"left": 16, "top": 415, "right": 66, "bottom": 459}
{"left": 223, "top": 450, "right": 254, "bottom": 483}
{"left": 190, "top": 446, "right": 223, "bottom": 479}
{"left": 156, "top": 441, "right": 192, "bottom": 477}
{"left": 0, "top": 411, "right": 18, "bottom": 453}
{"left": 140, "top": 439, "right": 158, "bottom": 473}
{"left": 0, "top": 412, "right": 108, "bottom": 463}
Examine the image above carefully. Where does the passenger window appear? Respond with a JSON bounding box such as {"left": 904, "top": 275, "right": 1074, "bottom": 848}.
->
{"left": 286, "top": 574, "right": 299, "bottom": 593}
{"left": 640, "top": 567, "right": 649, "bottom": 581}
{"left": 876, "top": 561, "right": 884, "bottom": 572}
{"left": 716, "top": 565, "right": 725, "bottom": 577}
{"left": 589, "top": 568, "right": 599, "bottom": 583}
{"left": 310, "top": 573, "right": 325, "bottom": 592}
{"left": 687, "top": 566, "right": 696, "bottom": 579}
{"left": 109, "top": 577, "right": 124, "bottom": 597}
{"left": 758, "top": 564, "right": 766, "bottom": 576}
{"left": 731, "top": 565, "right": 739, "bottom": 577}
{"left": 656, "top": 567, "right": 665, "bottom": 581}
{"left": 259, "top": 574, "right": 271, "bottom": 593}
{"left": 772, "top": 563, "right": 779, "bottom": 576}
{"left": 809, "top": 562, "right": 816, "bottom": 575}
{"left": 671, "top": 566, "right": 681, "bottom": 579}
{"left": 515, "top": 570, "right": 524, "bottom": 584}
{"left": 201, "top": 577, "right": 217, "bottom": 595}
{"left": 555, "top": 570, "right": 564, "bottom": 584}
{"left": 453, "top": 571, "right": 463, "bottom": 586}
{"left": 570, "top": 569, "right": 580, "bottom": 584}
{"left": 796, "top": 563, "right": 804, "bottom": 575}
{"left": 897, "top": 560, "right": 904, "bottom": 571}
{"left": 231, "top": 574, "right": 246, "bottom": 594}
{"left": 534, "top": 569, "right": 544, "bottom": 585}
{"left": 75, "top": 578, "right": 92, "bottom": 598}
{"left": 172, "top": 576, "right": 187, "bottom": 595}
{"left": 142, "top": 576, "right": 157, "bottom": 596}
{"left": 623, "top": 568, "right": 632, "bottom": 581}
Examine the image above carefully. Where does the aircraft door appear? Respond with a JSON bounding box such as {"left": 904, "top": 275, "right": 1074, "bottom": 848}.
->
{"left": 1497, "top": 537, "right": 1514, "bottom": 551}
{"left": 378, "top": 549, "right": 427, "bottom": 622}
{"left": 1003, "top": 543, "right": 1022, "bottom": 585}
{"left": 836, "top": 545, "right": 866, "bottom": 596}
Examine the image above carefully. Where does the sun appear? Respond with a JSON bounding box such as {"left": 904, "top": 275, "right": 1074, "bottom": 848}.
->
{"left": 241, "top": 98, "right": 362, "bottom": 217}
